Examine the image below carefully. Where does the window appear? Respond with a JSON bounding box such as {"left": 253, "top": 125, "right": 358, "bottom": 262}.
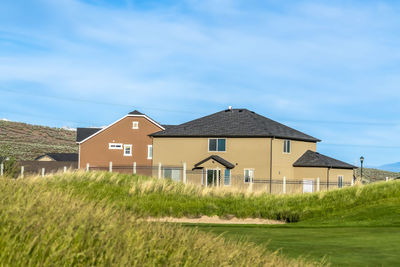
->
{"left": 124, "top": 144, "right": 132, "bottom": 156}
{"left": 109, "top": 143, "right": 123, "bottom": 150}
{"left": 132, "top": 121, "right": 139, "bottom": 129}
{"left": 147, "top": 145, "right": 153, "bottom": 159}
{"left": 338, "top": 175, "right": 344, "bottom": 188}
{"left": 224, "top": 169, "right": 231, "bottom": 186}
{"left": 164, "top": 168, "right": 181, "bottom": 182}
{"left": 244, "top": 169, "right": 254, "bottom": 183}
{"left": 208, "top": 138, "right": 226, "bottom": 152}
{"left": 283, "top": 140, "right": 291, "bottom": 153}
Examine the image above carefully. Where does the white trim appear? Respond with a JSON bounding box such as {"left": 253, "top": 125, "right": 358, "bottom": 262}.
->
{"left": 207, "top": 138, "right": 227, "bottom": 152}
{"left": 338, "top": 175, "right": 344, "bottom": 188}
{"left": 243, "top": 168, "right": 254, "bottom": 183}
{"left": 205, "top": 168, "right": 221, "bottom": 187}
{"left": 223, "top": 168, "right": 231, "bottom": 186}
{"left": 124, "top": 144, "right": 132, "bottom": 156}
{"left": 132, "top": 121, "right": 139, "bottom": 129}
{"left": 283, "top": 139, "right": 291, "bottom": 154}
{"left": 147, "top": 145, "right": 153, "bottom": 159}
{"left": 109, "top": 143, "right": 123, "bottom": 150}
{"left": 78, "top": 144, "right": 81, "bottom": 169}
{"left": 78, "top": 114, "right": 165, "bottom": 144}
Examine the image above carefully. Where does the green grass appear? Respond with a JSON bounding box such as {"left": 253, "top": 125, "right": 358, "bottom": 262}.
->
{"left": 2, "top": 171, "right": 400, "bottom": 265}
{"left": 42, "top": 171, "right": 400, "bottom": 223}
{"left": 0, "top": 175, "right": 311, "bottom": 266}
{"left": 192, "top": 225, "right": 400, "bottom": 266}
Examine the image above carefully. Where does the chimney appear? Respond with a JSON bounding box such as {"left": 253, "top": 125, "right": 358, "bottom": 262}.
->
{"left": 228, "top": 106, "right": 232, "bottom": 110}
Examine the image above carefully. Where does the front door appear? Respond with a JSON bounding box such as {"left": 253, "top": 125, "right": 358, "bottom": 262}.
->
{"left": 206, "top": 169, "right": 221, "bottom": 187}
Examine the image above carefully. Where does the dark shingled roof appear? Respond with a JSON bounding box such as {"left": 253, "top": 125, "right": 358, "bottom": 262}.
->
{"left": 293, "top": 150, "right": 356, "bottom": 169}
{"left": 151, "top": 109, "right": 320, "bottom": 142}
{"left": 35, "top": 153, "right": 78, "bottom": 162}
{"left": 128, "top": 110, "right": 144, "bottom": 115}
{"left": 76, "top": 128, "right": 102, "bottom": 142}
{"left": 194, "top": 155, "right": 235, "bottom": 169}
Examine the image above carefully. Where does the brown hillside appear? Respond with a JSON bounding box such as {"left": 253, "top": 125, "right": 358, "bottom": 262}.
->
{"left": 0, "top": 120, "right": 77, "bottom": 161}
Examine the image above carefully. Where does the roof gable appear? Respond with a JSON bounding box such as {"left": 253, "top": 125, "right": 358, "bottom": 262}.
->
{"left": 151, "top": 109, "right": 320, "bottom": 142}
{"left": 77, "top": 111, "right": 165, "bottom": 144}
{"left": 194, "top": 155, "right": 235, "bottom": 169}
{"left": 293, "top": 150, "right": 356, "bottom": 169}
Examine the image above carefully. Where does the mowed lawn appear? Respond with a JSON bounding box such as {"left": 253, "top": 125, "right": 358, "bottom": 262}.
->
{"left": 193, "top": 224, "right": 400, "bottom": 266}
{"left": 192, "top": 199, "right": 400, "bottom": 266}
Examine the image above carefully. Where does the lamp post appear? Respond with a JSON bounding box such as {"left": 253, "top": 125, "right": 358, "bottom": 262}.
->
{"left": 360, "top": 156, "right": 364, "bottom": 182}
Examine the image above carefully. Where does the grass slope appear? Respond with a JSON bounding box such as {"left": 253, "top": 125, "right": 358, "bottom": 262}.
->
{"left": 0, "top": 120, "right": 77, "bottom": 160}
{"left": 38, "top": 171, "right": 400, "bottom": 266}
{"left": 0, "top": 175, "right": 313, "bottom": 266}
{"left": 43, "top": 171, "right": 400, "bottom": 224}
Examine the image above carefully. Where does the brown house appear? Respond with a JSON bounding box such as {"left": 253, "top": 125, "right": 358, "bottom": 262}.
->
{"left": 76, "top": 110, "right": 164, "bottom": 174}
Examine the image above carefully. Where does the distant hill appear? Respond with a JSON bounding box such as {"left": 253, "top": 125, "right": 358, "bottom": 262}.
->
{"left": 378, "top": 162, "right": 400, "bottom": 172}
{"left": 355, "top": 167, "right": 400, "bottom": 182}
{"left": 0, "top": 120, "right": 77, "bottom": 161}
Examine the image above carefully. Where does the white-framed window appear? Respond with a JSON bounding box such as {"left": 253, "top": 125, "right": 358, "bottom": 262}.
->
{"left": 224, "top": 169, "right": 231, "bottom": 186}
{"left": 244, "top": 169, "right": 254, "bottom": 183}
{"left": 208, "top": 138, "right": 226, "bottom": 152}
{"left": 124, "top": 144, "right": 132, "bottom": 156}
{"left": 164, "top": 168, "right": 181, "bottom": 182}
{"left": 132, "top": 121, "right": 139, "bottom": 129}
{"left": 338, "top": 175, "right": 344, "bottom": 188}
{"left": 147, "top": 145, "right": 153, "bottom": 159}
{"left": 109, "top": 143, "right": 123, "bottom": 150}
{"left": 283, "top": 140, "right": 291, "bottom": 154}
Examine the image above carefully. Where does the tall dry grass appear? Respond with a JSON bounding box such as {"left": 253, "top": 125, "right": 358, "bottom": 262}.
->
{"left": 0, "top": 177, "right": 319, "bottom": 266}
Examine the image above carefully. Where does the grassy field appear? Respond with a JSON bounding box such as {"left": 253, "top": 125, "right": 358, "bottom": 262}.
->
{"left": 42, "top": 171, "right": 400, "bottom": 223}
{"left": 0, "top": 120, "right": 77, "bottom": 160}
{"left": 0, "top": 174, "right": 311, "bottom": 266}
{"left": 1, "top": 171, "right": 399, "bottom": 265}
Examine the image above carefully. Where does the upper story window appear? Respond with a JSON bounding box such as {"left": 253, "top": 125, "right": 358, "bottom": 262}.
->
{"left": 209, "top": 138, "right": 226, "bottom": 152}
{"left": 109, "top": 143, "right": 123, "bottom": 150}
{"left": 147, "top": 145, "right": 153, "bottom": 159}
{"left": 124, "top": 144, "right": 132, "bottom": 156}
{"left": 132, "top": 121, "right": 139, "bottom": 129}
{"left": 283, "top": 140, "right": 291, "bottom": 154}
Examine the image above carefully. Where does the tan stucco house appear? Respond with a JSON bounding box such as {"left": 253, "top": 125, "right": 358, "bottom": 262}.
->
{"left": 150, "top": 108, "right": 356, "bottom": 193}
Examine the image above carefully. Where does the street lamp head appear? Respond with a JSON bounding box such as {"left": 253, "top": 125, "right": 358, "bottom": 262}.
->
{"left": 360, "top": 156, "right": 364, "bottom": 164}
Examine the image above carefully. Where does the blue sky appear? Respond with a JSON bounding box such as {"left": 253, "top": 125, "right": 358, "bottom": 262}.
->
{"left": 1, "top": 0, "right": 400, "bottom": 167}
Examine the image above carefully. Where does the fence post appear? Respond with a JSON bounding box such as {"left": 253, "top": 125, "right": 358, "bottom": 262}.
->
{"left": 21, "top": 166, "right": 24, "bottom": 178}
{"left": 0, "top": 163, "right": 3, "bottom": 176}
{"left": 86, "top": 163, "right": 90, "bottom": 172}
{"left": 64, "top": 166, "right": 67, "bottom": 173}
{"left": 158, "top": 163, "right": 162, "bottom": 179}
{"left": 41, "top": 168, "right": 45, "bottom": 177}
{"left": 351, "top": 177, "right": 354, "bottom": 186}
{"left": 183, "top": 162, "right": 187, "bottom": 184}
{"left": 317, "top": 177, "right": 320, "bottom": 192}
{"left": 133, "top": 162, "right": 136, "bottom": 175}
{"left": 386, "top": 176, "right": 389, "bottom": 182}
{"left": 109, "top": 162, "right": 113, "bottom": 172}
{"left": 283, "top": 176, "right": 286, "bottom": 194}
{"left": 249, "top": 177, "right": 253, "bottom": 193}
